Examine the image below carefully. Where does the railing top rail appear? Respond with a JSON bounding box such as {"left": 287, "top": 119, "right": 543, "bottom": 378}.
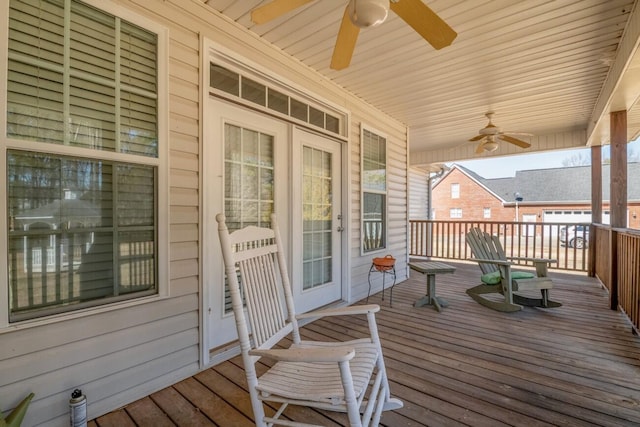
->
{"left": 410, "top": 219, "right": 592, "bottom": 226}
{"left": 590, "top": 223, "right": 640, "bottom": 236}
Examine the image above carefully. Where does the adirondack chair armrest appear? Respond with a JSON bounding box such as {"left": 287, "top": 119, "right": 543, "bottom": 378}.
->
{"left": 467, "top": 258, "right": 514, "bottom": 267}
{"left": 510, "top": 256, "right": 557, "bottom": 264}
{"left": 297, "top": 304, "right": 380, "bottom": 320}
{"left": 249, "top": 346, "right": 356, "bottom": 363}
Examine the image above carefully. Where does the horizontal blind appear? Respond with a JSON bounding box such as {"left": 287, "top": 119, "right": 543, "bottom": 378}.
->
{"left": 120, "top": 20, "right": 158, "bottom": 157}
{"left": 7, "top": 0, "right": 158, "bottom": 157}
{"left": 362, "top": 129, "right": 387, "bottom": 192}
{"left": 7, "top": 0, "right": 65, "bottom": 145}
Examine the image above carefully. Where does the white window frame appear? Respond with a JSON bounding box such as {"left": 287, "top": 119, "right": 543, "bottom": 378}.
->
{"left": 451, "top": 183, "right": 460, "bottom": 199}
{"left": 360, "top": 125, "right": 388, "bottom": 255}
{"left": 483, "top": 207, "right": 491, "bottom": 219}
{"left": 450, "top": 208, "right": 462, "bottom": 219}
{"left": 0, "top": 0, "right": 169, "bottom": 328}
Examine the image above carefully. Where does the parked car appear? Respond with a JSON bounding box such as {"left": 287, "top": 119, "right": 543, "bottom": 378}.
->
{"left": 560, "top": 225, "right": 589, "bottom": 248}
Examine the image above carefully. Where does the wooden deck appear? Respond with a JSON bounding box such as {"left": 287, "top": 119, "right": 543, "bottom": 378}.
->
{"left": 91, "top": 261, "right": 640, "bottom": 426}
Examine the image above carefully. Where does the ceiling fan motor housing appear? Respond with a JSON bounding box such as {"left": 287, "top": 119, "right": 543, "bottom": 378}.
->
{"left": 348, "top": 0, "right": 389, "bottom": 28}
{"left": 479, "top": 123, "right": 500, "bottom": 135}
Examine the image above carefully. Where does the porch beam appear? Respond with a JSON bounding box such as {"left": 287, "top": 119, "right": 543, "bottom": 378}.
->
{"left": 410, "top": 129, "right": 587, "bottom": 166}
{"left": 587, "top": 3, "right": 640, "bottom": 145}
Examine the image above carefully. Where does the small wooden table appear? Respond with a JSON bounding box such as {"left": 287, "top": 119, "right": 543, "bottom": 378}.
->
{"left": 409, "top": 261, "right": 456, "bottom": 312}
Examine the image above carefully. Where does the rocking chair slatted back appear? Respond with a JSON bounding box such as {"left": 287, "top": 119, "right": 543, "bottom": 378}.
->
{"left": 219, "top": 220, "right": 298, "bottom": 349}
{"left": 239, "top": 253, "right": 287, "bottom": 347}
{"left": 466, "top": 227, "right": 505, "bottom": 275}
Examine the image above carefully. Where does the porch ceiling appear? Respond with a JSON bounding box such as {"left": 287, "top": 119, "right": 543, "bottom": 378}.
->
{"left": 205, "top": 0, "right": 640, "bottom": 166}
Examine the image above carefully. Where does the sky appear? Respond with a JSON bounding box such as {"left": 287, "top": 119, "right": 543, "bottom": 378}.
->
{"left": 456, "top": 137, "right": 640, "bottom": 179}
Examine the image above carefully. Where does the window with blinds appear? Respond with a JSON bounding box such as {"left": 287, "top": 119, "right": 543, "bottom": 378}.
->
{"left": 5, "top": 0, "right": 160, "bottom": 321}
{"left": 361, "top": 128, "right": 387, "bottom": 253}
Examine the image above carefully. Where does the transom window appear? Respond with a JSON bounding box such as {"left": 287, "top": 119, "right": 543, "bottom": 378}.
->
{"left": 210, "top": 63, "right": 345, "bottom": 137}
{"left": 4, "top": 0, "right": 165, "bottom": 322}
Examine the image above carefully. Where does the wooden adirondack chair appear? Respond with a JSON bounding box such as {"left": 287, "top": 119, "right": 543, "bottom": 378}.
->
{"left": 465, "top": 227, "right": 562, "bottom": 312}
{"left": 216, "top": 213, "right": 402, "bottom": 427}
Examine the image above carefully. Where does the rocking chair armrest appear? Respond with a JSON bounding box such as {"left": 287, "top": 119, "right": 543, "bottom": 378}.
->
{"left": 249, "top": 346, "right": 356, "bottom": 363}
{"left": 296, "top": 304, "right": 380, "bottom": 320}
{"left": 510, "top": 256, "right": 557, "bottom": 264}
{"left": 467, "top": 258, "right": 514, "bottom": 267}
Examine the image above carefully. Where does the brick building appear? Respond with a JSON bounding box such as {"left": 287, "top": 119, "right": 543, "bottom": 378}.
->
{"left": 431, "top": 163, "right": 640, "bottom": 230}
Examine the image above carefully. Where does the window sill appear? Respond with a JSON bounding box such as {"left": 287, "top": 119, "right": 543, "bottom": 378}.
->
{"left": 0, "top": 293, "right": 168, "bottom": 334}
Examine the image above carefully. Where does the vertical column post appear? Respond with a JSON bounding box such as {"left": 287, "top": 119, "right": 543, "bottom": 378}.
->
{"left": 589, "top": 146, "right": 602, "bottom": 277}
{"left": 609, "top": 110, "right": 628, "bottom": 310}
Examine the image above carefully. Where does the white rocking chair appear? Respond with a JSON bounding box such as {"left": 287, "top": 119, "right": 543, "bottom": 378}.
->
{"left": 216, "top": 213, "right": 402, "bottom": 427}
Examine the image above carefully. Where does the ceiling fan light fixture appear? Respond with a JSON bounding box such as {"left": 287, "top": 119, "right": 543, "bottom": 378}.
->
{"left": 483, "top": 140, "right": 499, "bottom": 152}
{"left": 347, "top": 0, "right": 389, "bottom": 28}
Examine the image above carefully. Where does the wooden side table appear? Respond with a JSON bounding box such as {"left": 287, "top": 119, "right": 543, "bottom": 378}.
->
{"left": 409, "top": 261, "right": 456, "bottom": 312}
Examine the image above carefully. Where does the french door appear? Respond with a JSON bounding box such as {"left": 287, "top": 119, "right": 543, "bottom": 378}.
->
{"left": 291, "top": 128, "right": 343, "bottom": 314}
{"left": 204, "top": 100, "right": 288, "bottom": 349}
{"left": 204, "top": 101, "right": 344, "bottom": 353}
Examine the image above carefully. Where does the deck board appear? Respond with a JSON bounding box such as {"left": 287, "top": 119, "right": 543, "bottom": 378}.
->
{"left": 93, "top": 261, "right": 640, "bottom": 426}
{"left": 124, "top": 397, "right": 175, "bottom": 427}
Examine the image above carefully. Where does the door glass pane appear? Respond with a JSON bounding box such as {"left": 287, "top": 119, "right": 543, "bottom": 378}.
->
{"left": 223, "top": 122, "right": 275, "bottom": 313}
{"left": 302, "top": 146, "right": 332, "bottom": 290}
{"left": 224, "top": 124, "right": 274, "bottom": 231}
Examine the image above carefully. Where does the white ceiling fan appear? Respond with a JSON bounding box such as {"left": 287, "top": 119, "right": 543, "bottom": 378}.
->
{"left": 251, "top": 0, "right": 457, "bottom": 70}
{"left": 469, "top": 112, "right": 533, "bottom": 153}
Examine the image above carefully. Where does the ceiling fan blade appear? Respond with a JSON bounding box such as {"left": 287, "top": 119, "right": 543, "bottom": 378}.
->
{"left": 499, "top": 134, "right": 531, "bottom": 148}
{"left": 469, "top": 135, "right": 485, "bottom": 142}
{"left": 330, "top": 6, "right": 360, "bottom": 70}
{"left": 503, "top": 131, "right": 534, "bottom": 136}
{"left": 251, "top": 0, "right": 315, "bottom": 25}
{"left": 475, "top": 142, "right": 485, "bottom": 154}
{"left": 390, "top": 0, "right": 457, "bottom": 50}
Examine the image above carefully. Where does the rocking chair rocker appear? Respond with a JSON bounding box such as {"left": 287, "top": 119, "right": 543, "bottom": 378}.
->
{"left": 217, "top": 213, "right": 402, "bottom": 427}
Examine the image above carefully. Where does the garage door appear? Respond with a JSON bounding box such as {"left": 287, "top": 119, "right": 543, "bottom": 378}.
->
{"left": 542, "top": 210, "right": 611, "bottom": 233}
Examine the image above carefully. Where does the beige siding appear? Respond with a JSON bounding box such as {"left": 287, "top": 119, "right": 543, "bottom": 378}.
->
{"left": 409, "top": 167, "right": 430, "bottom": 219}
{"left": 0, "top": 0, "right": 410, "bottom": 425}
